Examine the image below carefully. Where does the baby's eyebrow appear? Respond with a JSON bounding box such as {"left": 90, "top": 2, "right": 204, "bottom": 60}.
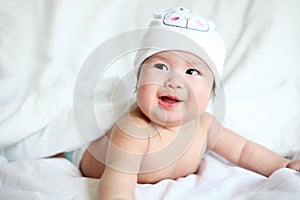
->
{"left": 144, "top": 55, "right": 168, "bottom": 64}
{"left": 188, "top": 61, "right": 205, "bottom": 68}
{"left": 151, "top": 55, "right": 168, "bottom": 61}
{"left": 189, "top": 62, "right": 212, "bottom": 73}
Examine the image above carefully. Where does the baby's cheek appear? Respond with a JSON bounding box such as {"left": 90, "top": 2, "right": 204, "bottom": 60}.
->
{"left": 190, "top": 86, "right": 211, "bottom": 109}
{"left": 136, "top": 86, "right": 156, "bottom": 110}
{"left": 138, "top": 70, "right": 166, "bottom": 88}
{"left": 190, "top": 81, "right": 211, "bottom": 96}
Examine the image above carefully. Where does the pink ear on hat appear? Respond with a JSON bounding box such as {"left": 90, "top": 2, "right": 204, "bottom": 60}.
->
{"left": 162, "top": 7, "right": 210, "bottom": 32}
{"left": 134, "top": 7, "right": 226, "bottom": 92}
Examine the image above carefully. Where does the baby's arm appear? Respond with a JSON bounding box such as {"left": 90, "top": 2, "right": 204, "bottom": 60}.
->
{"left": 99, "top": 123, "right": 148, "bottom": 199}
{"left": 207, "top": 115, "right": 298, "bottom": 176}
{"left": 99, "top": 168, "right": 137, "bottom": 199}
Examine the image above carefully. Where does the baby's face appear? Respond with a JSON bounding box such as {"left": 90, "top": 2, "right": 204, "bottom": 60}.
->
{"left": 136, "top": 50, "right": 214, "bottom": 127}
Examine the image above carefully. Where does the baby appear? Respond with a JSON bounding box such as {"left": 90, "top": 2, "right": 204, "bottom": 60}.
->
{"left": 66, "top": 7, "right": 300, "bottom": 199}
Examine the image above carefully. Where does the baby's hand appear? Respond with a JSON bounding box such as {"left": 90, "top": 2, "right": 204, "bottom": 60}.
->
{"left": 287, "top": 160, "right": 300, "bottom": 172}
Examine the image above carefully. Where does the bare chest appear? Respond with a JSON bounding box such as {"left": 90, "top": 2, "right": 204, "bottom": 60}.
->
{"left": 138, "top": 128, "right": 207, "bottom": 183}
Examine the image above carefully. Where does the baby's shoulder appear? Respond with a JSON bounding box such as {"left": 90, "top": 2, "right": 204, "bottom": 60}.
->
{"left": 112, "top": 106, "right": 153, "bottom": 140}
{"left": 199, "top": 112, "right": 214, "bottom": 127}
{"left": 198, "top": 112, "right": 222, "bottom": 134}
{"left": 107, "top": 107, "right": 151, "bottom": 153}
{"left": 118, "top": 106, "right": 150, "bottom": 127}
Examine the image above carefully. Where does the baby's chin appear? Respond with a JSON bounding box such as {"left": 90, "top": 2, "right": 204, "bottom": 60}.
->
{"left": 142, "top": 104, "right": 203, "bottom": 128}
{"left": 149, "top": 115, "right": 199, "bottom": 129}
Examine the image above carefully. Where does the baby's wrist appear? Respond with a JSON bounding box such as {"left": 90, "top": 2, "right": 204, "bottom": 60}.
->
{"left": 286, "top": 160, "right": 300, "bottom": 172}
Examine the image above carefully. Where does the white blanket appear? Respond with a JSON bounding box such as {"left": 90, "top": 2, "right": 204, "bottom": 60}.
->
{"left": 0, "top": 153, "right": 299, "bottom": 200}
{"left": 0, "top": 0, "right": 300, "bottom": 199}
{"left": 1, "top": 0, "right": 299, "bottom": 160}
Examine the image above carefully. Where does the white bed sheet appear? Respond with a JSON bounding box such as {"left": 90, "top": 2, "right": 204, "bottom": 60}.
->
{"left": 1, "top": 0, "right": 299, "bottom": 160}
{"left": 1, "top": 153, "right": 299, "bottom": 200}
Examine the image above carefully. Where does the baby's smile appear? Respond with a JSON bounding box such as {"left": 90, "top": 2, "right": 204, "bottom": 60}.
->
{"left": 158, "top": 95, "right": 182, "bottom": 110}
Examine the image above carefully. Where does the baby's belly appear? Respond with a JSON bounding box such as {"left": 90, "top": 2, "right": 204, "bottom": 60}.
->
{"left": 137, "top": 154, "right": 202, "bottom": 184}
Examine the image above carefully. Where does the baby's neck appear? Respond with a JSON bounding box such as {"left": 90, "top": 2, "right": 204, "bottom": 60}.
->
{"left": 152, "top": 119, "right": 201, "bottom": 135}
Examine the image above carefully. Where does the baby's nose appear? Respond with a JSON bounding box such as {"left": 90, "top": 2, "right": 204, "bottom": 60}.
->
{"left": 164, "top": 72, "right": 184, "bottom": 89}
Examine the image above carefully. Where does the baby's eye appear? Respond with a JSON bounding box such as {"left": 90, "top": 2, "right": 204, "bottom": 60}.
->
{"left": 154, "top": 63, "right": 168, "bottom": 71}
{"left": 186, "top": 69, "right": 200, "bottom": 76}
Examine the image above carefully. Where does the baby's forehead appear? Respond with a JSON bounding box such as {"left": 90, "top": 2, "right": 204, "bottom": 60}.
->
{"left": 146, "top": 50, "right": 209, "bottom": 68}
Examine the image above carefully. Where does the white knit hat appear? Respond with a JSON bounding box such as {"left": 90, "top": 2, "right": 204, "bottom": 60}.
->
{"left": 134, "top": 7, "right": 226, "bottom": 91}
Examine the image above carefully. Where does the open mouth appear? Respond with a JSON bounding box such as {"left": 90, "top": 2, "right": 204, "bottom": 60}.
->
{"left": 158, "top": 96, "right": 182, "bottom": 109}
{"left": 160, "top": 96, "right": 181, "bottom": 103}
